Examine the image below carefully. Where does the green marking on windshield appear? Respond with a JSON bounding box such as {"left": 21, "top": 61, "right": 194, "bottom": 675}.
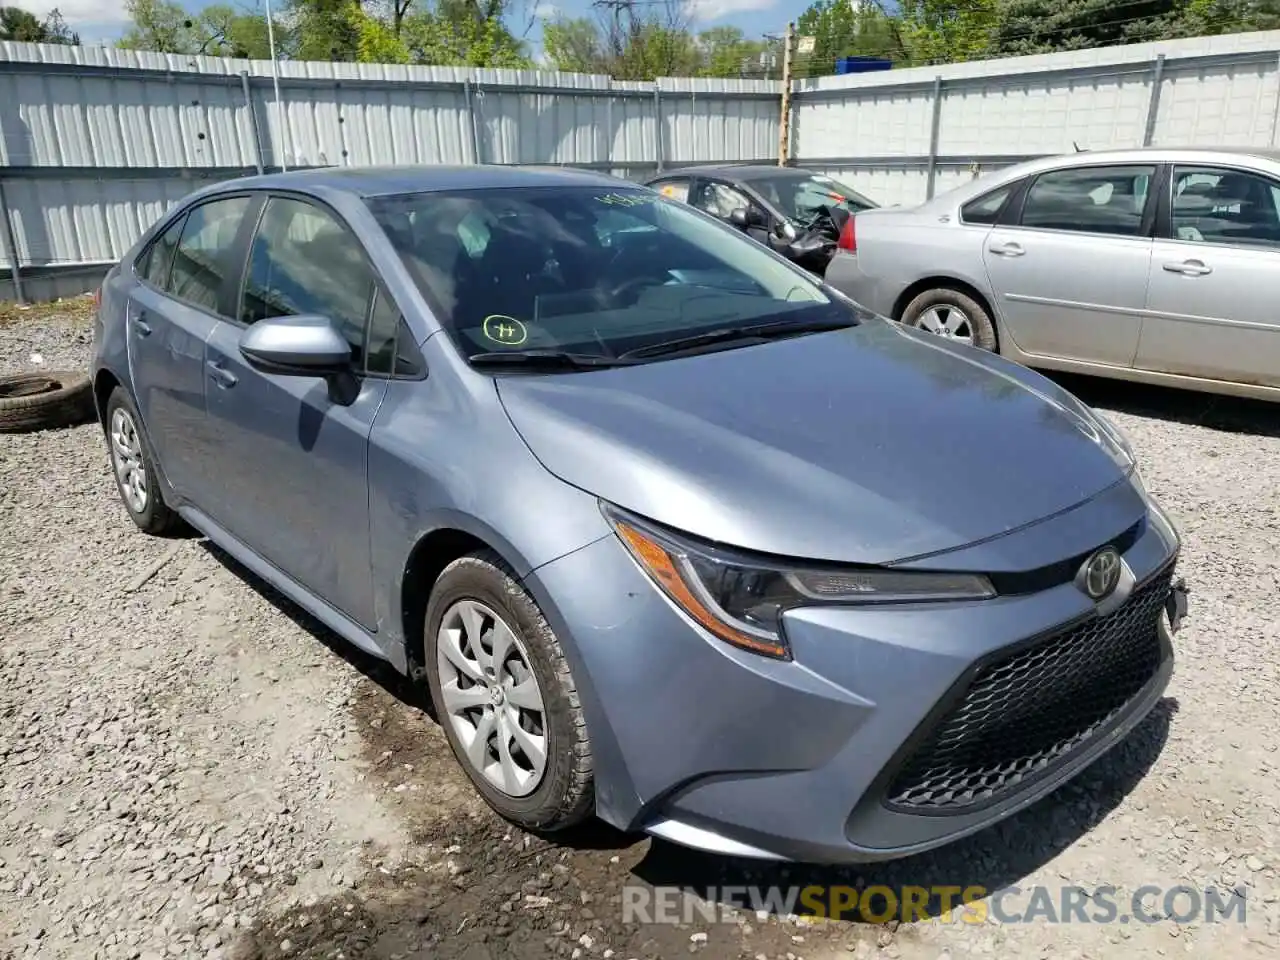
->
{"left": 482, "top": 314, "right": 528, "bottom": 345}
{"left": 594, "top": 193, "right": 653, "bottom": 208}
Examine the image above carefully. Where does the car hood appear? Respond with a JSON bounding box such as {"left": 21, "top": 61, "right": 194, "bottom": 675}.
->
{"left": 496, "top": 319, "right": 1135, "bottom": 565}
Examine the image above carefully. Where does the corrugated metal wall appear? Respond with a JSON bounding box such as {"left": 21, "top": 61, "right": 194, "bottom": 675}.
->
{"left": 6, "top": 29, "right": 1280, "bottom": 298}
{"left": 0, "top": 43, "right": 779, "bottom": 299}
{"left": 793, "top": 28, "right": 1280, "bottom": 208}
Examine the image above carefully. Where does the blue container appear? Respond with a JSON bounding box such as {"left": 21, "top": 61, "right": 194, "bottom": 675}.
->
{"left": 835, "top": 56, "right": 892, "bottom": 75}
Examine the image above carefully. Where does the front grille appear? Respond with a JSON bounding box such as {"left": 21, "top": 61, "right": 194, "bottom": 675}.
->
{"left": 884, "top": 565, "right": 1173, "bottom": 813}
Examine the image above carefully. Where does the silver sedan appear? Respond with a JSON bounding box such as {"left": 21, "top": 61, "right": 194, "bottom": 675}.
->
{"left": 825, "top": 146, "right": 1280, "bottom": 402}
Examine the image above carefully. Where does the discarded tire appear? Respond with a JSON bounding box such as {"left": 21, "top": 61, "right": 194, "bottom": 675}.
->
{"left": 0, "top": 370, "right": 96, "bottom": 433}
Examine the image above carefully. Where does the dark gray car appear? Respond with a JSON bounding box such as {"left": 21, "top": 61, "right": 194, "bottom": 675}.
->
{"left": 89, "top": 164, "right": 1188, "bottom": 864}
{"left": 644, "top": 164, "right": 877, "bottom": 274}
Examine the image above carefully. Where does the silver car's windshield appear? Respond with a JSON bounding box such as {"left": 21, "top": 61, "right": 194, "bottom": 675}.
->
{"left": 367, "top": 186, "right": 847, "bottom": 360}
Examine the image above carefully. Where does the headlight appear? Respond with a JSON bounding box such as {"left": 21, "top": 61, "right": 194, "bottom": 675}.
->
{"left": 603, "top": 505, "right": 995, "bottom": 660}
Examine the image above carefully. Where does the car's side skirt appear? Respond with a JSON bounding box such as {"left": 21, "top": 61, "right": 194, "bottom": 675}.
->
{"left": 177, "top": 505, "right": 403, "bottom": 671}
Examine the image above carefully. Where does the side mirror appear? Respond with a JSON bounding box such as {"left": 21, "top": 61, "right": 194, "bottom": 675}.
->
{"left": 239, "top": 314, "right": 352, "bottom": 376}
{"left": 728, "top": 207, "right": 750, "bottom": 229}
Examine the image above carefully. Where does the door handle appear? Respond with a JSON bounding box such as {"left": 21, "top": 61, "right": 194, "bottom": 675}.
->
{"left": 130, "top": 315, "right": 152, "bottom": 337}
{"left": 1162, "top": 259, "right": 1212, "bottom": 276}
{"left": 205, "top": 360, "right": 238, "bottom": 388}
{"left": 988, "top": 241, "right": 1025, "bottom": 257}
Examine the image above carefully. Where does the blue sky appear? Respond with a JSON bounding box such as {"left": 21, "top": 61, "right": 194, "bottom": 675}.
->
{"left": 26, "top": 0, "right": 808, "bottom": 57}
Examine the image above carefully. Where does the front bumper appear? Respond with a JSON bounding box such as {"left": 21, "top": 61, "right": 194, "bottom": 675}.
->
{"left": 526, "top": 493, "right": 1184, "bottom": 865}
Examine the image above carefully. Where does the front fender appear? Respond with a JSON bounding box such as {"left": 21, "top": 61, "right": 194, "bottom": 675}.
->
{"left": 366, "top": 352, "right": 614, "bottom": 664}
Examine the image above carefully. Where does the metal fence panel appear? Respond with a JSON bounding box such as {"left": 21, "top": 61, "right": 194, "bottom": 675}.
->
{"left": 0, "top": 40, "right": 780, "bottom": 297}
{"left": 794, "top": 28, "right": 1280, "bottom": 209}
{"left": 11, "top": 29, "right": 1280, "bottom": 299}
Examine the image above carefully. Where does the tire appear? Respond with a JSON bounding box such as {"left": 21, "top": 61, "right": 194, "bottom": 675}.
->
{"left": 0, "top": 370, "right": 95, "bottom": 433}
{"left": 901, "top": 287, "right": 998, "bottom": 352}
{"left": 424, "top": 550, "right": 594, "bottom": 832}
{"left": 103, "top": 386, "right": 181, "bottom": 536}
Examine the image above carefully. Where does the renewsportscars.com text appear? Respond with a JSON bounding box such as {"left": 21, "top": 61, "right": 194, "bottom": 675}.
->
{"left": 622, "top": 883, "right": 1247, "bottom": 926}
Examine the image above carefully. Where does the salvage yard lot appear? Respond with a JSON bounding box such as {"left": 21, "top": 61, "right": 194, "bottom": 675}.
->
{"left": 2, "top": 304, "right": 1279, "bottom": 960}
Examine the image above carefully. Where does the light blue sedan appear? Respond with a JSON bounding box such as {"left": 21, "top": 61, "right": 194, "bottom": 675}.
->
{"left": 90, "top": 164, "right": 1187, "bottom": 864}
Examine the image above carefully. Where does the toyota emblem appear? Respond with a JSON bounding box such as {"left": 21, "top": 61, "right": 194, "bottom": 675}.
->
{"left": 1080, "top": 547, "right": 1122, "bottom": 601}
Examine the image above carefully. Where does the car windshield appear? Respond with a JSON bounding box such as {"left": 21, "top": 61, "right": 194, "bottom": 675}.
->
{"left": 747, "top": 173, "right": 877, "bottom": 222}
{"left": 367, "top": 186, "right": 848, "bottom": 362}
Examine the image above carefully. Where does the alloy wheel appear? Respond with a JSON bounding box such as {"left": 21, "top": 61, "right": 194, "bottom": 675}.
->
{"left": 109, "top": 407, "right": 149, "bottom": 514}
{"left": 917, "top": 305, "right": 975, "bottom": 345}
{"left": 436, "top": 599, "right": 548, "bottom": 798}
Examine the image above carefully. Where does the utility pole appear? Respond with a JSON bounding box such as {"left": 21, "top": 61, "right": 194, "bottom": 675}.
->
{"left": 777, "top": 21, "right": 795, "bottom": 166}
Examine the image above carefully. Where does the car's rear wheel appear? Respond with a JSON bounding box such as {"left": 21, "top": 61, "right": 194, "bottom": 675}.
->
{"left": 424, "top": 551, "right": 594, "bottom": 831}
{"left": 901, "top": 287, "right": 997, "bottom": 352}
{"left": 105, "top": 387, "right": 181, "bottom": 536}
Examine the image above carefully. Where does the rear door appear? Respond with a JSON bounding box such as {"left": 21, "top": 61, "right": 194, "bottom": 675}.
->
{"left": 127, "top": 194, "right": 254, "bottom": 506}
{"left": 201, "top": 193, "right": 407, "bottom": 630}
{"left": 982, "top": 163, "right": 1157, "bottom": 366}
{"left": 1137, "top": 162, "right": 1280, "bottom": 388}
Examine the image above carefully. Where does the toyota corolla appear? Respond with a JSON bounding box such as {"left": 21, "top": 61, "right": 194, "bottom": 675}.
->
{"left": 90, "top": 165, "right": 1188, "bottom": 863}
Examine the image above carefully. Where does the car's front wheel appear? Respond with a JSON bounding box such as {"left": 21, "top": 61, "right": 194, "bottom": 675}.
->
{"left": 104, "top": 386, "right": 181, "bottom": 535}
{"left": 424, "top": 551, "right": 594, "bottom": 832}
{"left": 901, "top": 287, "right": 997, "bottom": 352}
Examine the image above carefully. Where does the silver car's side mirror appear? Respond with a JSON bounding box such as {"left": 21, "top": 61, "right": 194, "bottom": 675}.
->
{"left": 239, "top": 314, "right": 352, "bottom": 376}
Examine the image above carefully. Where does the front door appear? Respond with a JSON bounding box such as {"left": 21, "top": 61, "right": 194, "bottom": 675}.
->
{"left": 127, "top": 195, "right": 253, "bottom": 505}
{"left": 202, "top": 195, "right": 401, "bottom": 630}
{"left": 982, "top": 163, "right": 1157, "bottom": 367}
{"left": 690, "top": 178, "right": 774, "bottom": 246}
{"left": 1138, "top": 163, "right": 1280, "bottom": 388}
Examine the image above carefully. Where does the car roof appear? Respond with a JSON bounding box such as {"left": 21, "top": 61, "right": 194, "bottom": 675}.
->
{"left": 649, "top": 163, "right": 814, "bottom": 183}
{"left": 212, "top": 164, "right": 632, "bottom": 199}
{"left": 923, "top": 145, "right": 1280, "bottom": 211}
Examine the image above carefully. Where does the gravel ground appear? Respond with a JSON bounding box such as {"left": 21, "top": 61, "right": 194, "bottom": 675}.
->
{"left": 2, "top": 304, "right": 1279, "bottom": 960}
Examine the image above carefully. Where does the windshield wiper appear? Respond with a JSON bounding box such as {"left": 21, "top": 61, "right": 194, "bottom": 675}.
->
{"left": 618, "top": 316, "right": 858, "bottom": 361}
{"left": 468, "top": 349, "right": 630, "bottom": 369}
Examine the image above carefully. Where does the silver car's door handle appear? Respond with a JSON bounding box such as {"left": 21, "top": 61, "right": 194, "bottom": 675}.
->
{"left": 205, "top": 361, "right": 238, "bottom": 388}
{"left": 1162, "top": 259, "right": 1212, "bottom": 276}
{"left": 130, "top": 314, "right": 152, "bottom": 337}
{"left": 988, "top": 241, "right": 1025, "bottom": 257}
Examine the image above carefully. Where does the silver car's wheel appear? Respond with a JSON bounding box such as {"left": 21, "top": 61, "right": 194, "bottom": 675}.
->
{"left": 901, "top": 287, "right": 998, "bottom": 352}
{"left": 436, "top": 598, "right": 548, "bottom": 798}
{"left": 917, "top": 304, "right": 974, "bottom": 345}
{"left": 110, "top": 407, "right": 149, "bottom": 514}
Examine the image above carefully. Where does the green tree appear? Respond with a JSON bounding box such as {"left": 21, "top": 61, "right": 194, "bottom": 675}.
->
{"left": 541, "top": 0, "right": 702, "bottom": 80}
{"left": 795, "top": 0, "right": 907, "bottom": 76}
{"left": 402, "top": 9, "right": 531, "bottom": 66}
{"left": 0, "top": 4, "right": 79, "bottom": 43}
{"left": 991, "top": 0, "right": 1181, "bottom": 55}
{"left": 897, "top": 0, "right": 999, "bottom": 64}
{"left": 697, "top": 26, "right": 769, "bottom": 78}
{"left": 291, "top": 0, "right": 529, "bottom": 65}
{"left": 119, "top": 0, "right": 283, "bottom": 56}
{"left": 542, "top": 16, "right": 604, "bottom": 72}
{"left": 289, "top": 0, "right": 363, "bottom": 61}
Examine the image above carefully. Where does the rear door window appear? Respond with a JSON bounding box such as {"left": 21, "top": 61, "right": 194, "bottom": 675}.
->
{"left": 166, "top": 196, "right": 252, "bottom": 313}
{"left": 961, "top": 183, "right": 1017, "bottom": 225}
{"left": 1019, "top": 165, "right": 1156, "bottom": 237}
{"left": 1170, "top": 165, "right": 1280, "bottom": 247}
{"left": 139, "top": 215, "right": 186, "bottom": 288}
